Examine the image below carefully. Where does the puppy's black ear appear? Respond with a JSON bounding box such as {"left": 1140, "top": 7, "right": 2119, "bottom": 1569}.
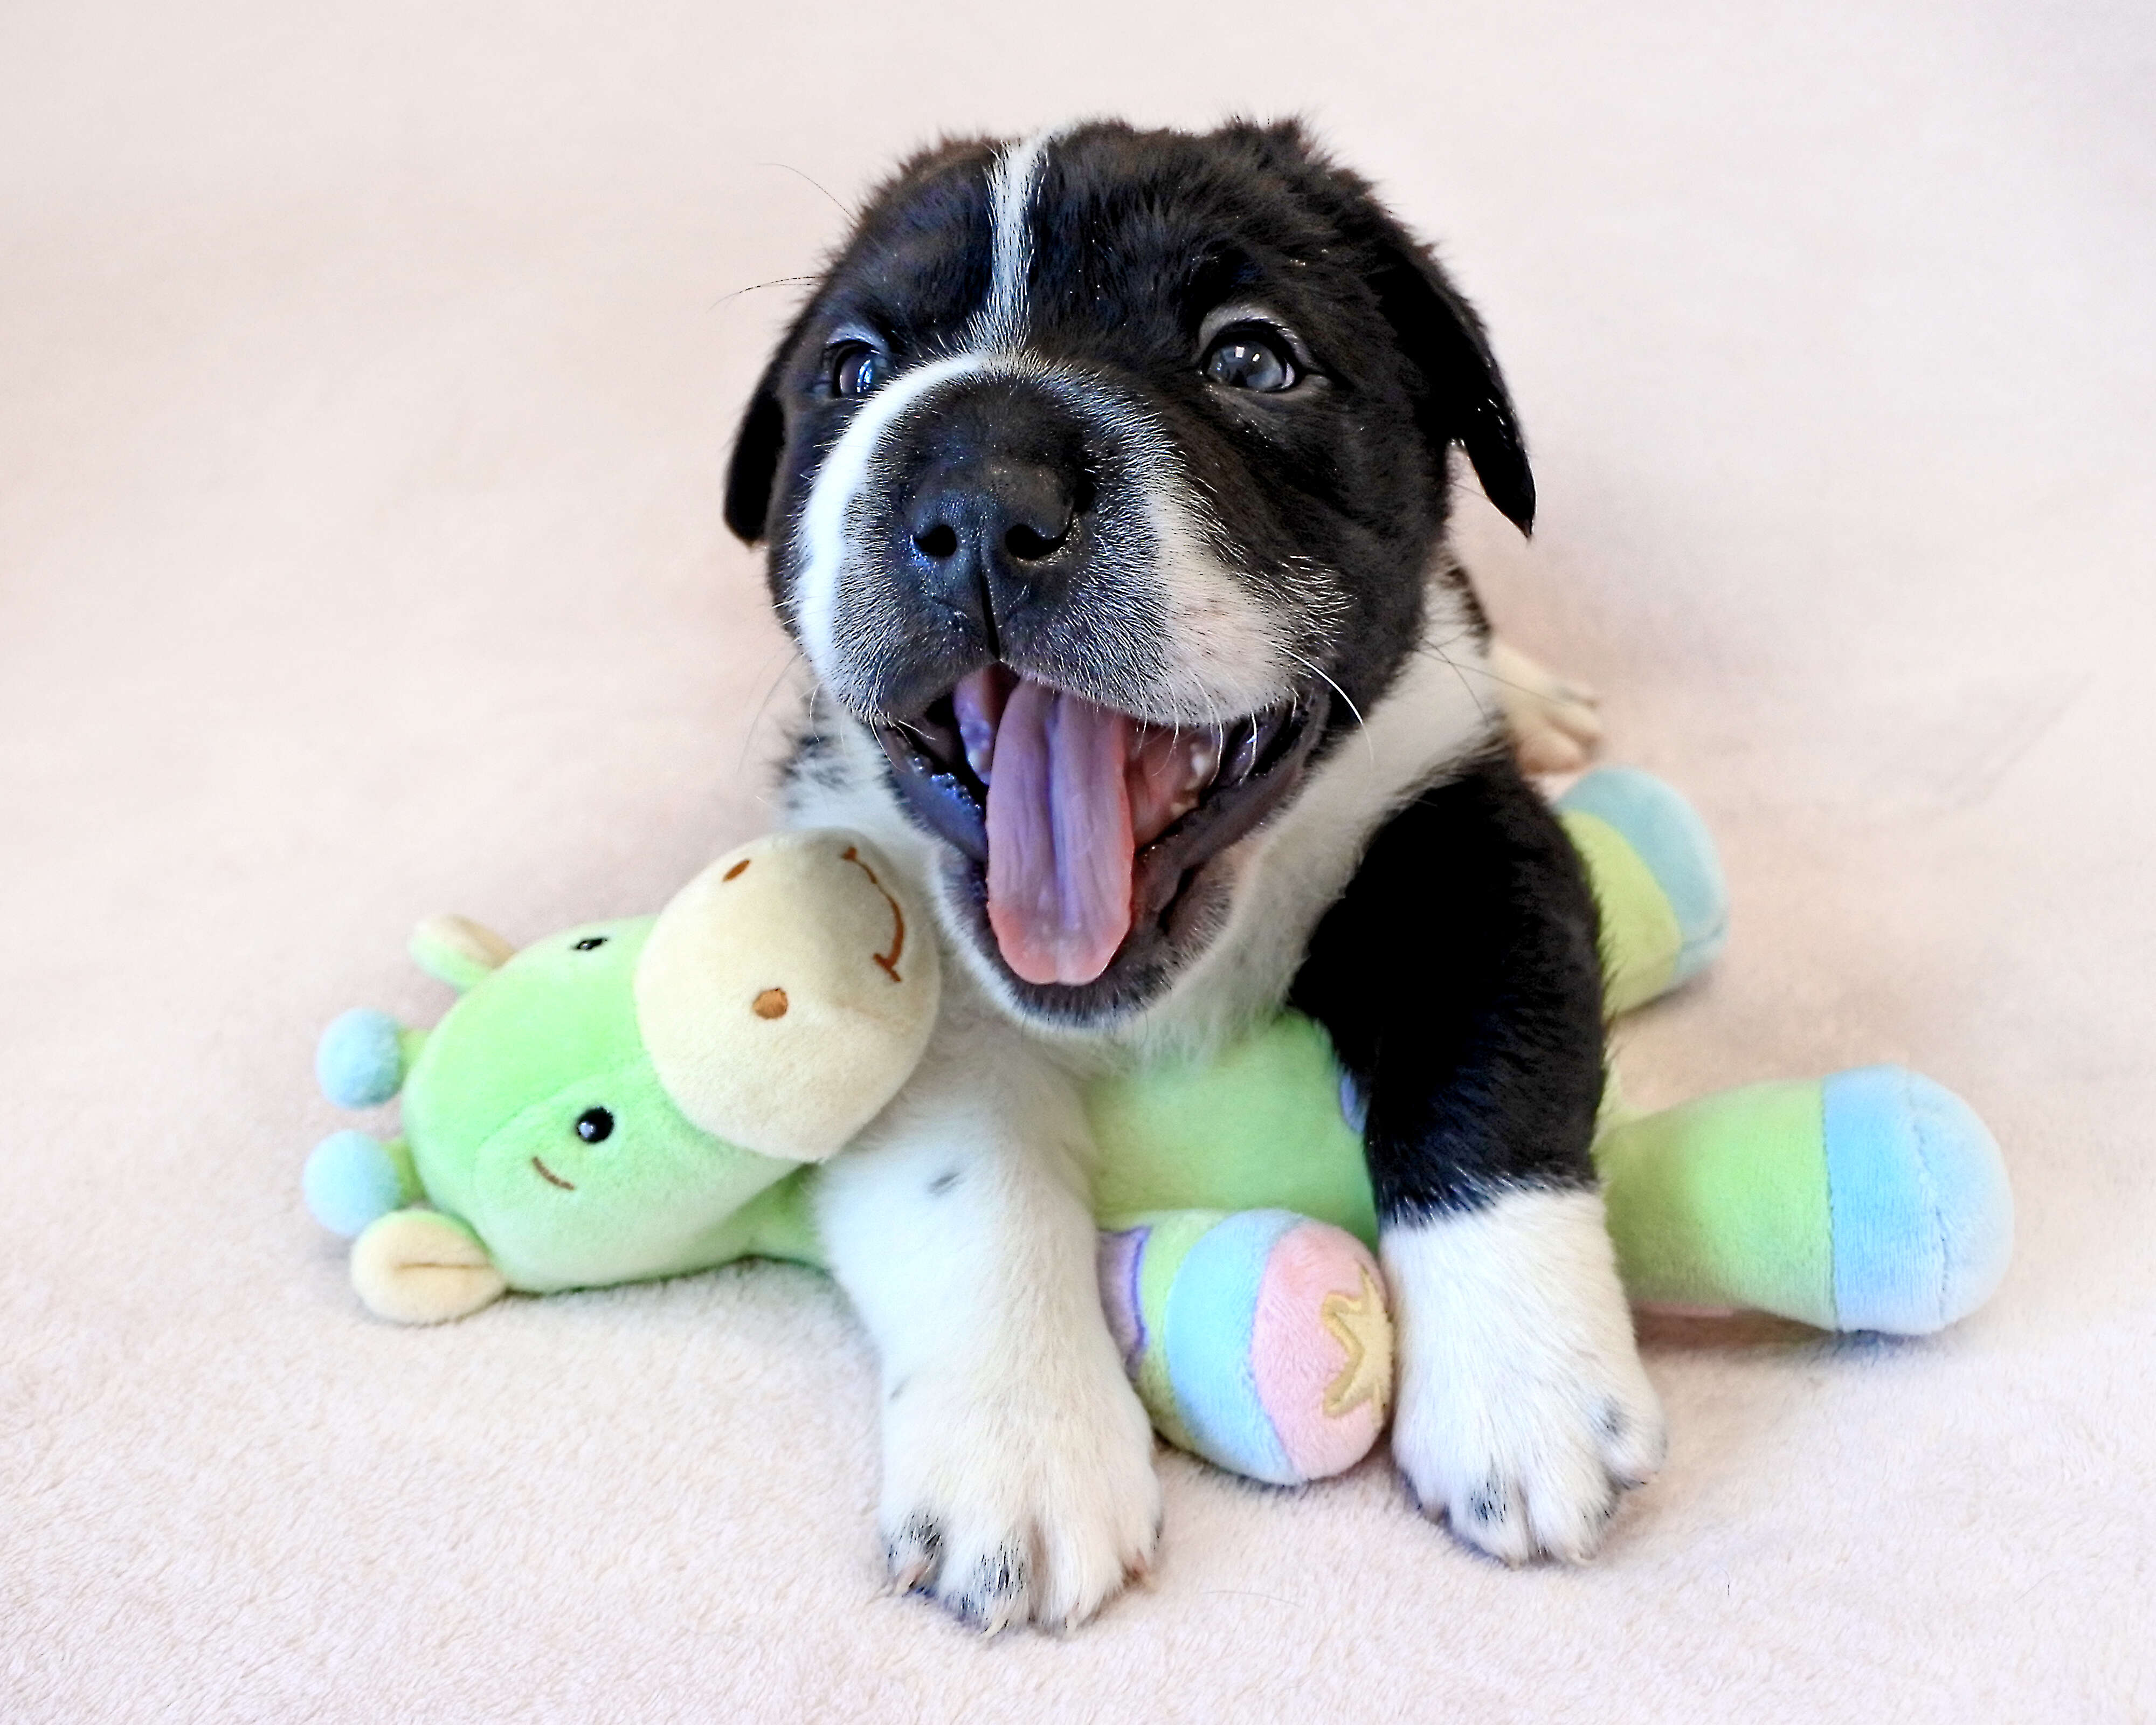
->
{"left": 723, "top": 349, "right": 792, "bottom": 544}
{"left": 1370, "top": 243, "right": 1536, "bottom": 535}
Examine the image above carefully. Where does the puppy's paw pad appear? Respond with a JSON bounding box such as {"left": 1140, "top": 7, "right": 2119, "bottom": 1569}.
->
{"left": 1397, "top": 1364, "right": 1663, "bottom": 1564}
{"left": 879, "top": 1361, "right": 1160, "bottom": 1632}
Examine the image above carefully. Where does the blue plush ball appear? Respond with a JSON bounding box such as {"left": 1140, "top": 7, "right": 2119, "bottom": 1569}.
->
{"left": 305, "top": 1130, "right": 405, "bottom": 1237}
{"left": 316, "top": 1008, "right": 405, "bottom": 1108}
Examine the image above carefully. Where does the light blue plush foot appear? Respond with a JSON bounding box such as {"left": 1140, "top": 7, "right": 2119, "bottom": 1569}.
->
{"left": 1558, "top": 765, "right": 1730, "bottom": 988}
{"left": 304, "top": 1130, "right": 418, "bottom": 1238}
{"left": 1822, "top": 1066, "right": 2013, "bottom": 1334}
{"left": 315, "top": 1008, "right": 410, "bottom": 1109}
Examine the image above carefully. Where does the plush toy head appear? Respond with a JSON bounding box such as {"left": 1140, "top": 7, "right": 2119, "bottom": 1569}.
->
{"left": 308, "top": 831, "right": 938, "bottom": 1310}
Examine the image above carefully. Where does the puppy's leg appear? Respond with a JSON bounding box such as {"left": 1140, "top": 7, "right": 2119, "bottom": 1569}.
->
{"left": 1379, "top": 1189, "right": 1664, "bottom": 1562}
{"left": 1293, "top": 751, "right": 1664, "bottom": 1563}
{"left": 1487, "top": 638, "right": 1603, "bottom": 775}
{"left": 816, "top": 999, "right": 1160, "bottom": 1631}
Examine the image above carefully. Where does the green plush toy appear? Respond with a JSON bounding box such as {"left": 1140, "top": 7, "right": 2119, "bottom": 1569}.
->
{"left": 307, "top": 770, "right": 2013, "bottom": 1489}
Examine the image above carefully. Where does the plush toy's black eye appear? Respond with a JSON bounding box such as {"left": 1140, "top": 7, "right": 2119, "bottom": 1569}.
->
{"left": 572, "top": 936, "right": 607, "bottom": 951}
{"left": 830, "top": 342, "right": 882, "bottom": 399}
{"left": 575, "top": 1107, "right": 614, "bottom": 1143}
{"left": 1201, "top": 326, "right": 1297, "bottom": 393}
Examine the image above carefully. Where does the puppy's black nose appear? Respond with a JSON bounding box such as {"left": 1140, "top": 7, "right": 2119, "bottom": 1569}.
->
{"left": 908, "top": 460, "right": 1075, "bottom": 574}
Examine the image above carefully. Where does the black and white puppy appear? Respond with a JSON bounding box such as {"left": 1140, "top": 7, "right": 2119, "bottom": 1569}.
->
{"left": 724, "top": 118, "right": 1663, "bottom": 1631}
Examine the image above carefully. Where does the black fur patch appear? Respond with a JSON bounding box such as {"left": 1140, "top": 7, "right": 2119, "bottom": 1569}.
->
{"left": 1290, "top": 750, "right": 1605, "bottom": 1216}
{"left": 728, "top": 120, "right": 1526, "bottom": 728}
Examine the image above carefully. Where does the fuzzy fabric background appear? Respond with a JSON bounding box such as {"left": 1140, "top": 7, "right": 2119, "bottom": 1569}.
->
{"left": 4, "top": 1, "right": 2151, "bottom": 1718}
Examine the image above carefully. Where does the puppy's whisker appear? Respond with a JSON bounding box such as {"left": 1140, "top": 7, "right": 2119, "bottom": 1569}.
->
{"left": 1443, "top": 659, "right": 1574, "bottom": 703}
{"left": 1425, "top": 644, "right": 1496, "bottom": 728}
{"left": 736, "top": 643, "right": 807, "bottom": 779}
{"left": 706, "top": 274, "right": 822, "bottom": 313}
{"left": 751, "top": 159, "right": 858, "bottom": 222}
{"left": 1421, "top": 625, "right": 1480, "bottom": 655}
{"left": 1283, "top": 650, "right": 1374, "bottom": 769}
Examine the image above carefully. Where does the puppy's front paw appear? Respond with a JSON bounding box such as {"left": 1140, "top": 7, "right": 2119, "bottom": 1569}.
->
{"left": 1487, "top": 639, "right": 1604, "bottom": 775}
{"left": 1384, "top": 1188, "right": 1665, "bottom": 1564}
{"left": 879, "top": 1338, "right": 1160, "bottom": 1632}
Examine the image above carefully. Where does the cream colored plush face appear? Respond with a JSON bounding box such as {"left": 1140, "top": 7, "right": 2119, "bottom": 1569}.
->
{"left": 633, "top": 830, "right": 940, "bottom": 1162}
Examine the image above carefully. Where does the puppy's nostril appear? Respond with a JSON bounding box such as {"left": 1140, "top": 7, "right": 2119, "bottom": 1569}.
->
{"left": 913, "top": 522, "right": 959, "bottom": 560}
{"left": 1004, "top": 520, "right": 1069, "bottom": 562}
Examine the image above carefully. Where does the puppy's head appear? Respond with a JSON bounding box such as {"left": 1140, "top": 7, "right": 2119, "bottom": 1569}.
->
{"left": 727, "top": 119, "right": 1531, "bottom": 1027}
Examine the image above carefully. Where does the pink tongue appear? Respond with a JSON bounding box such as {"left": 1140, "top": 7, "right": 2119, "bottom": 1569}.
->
{"left": 985, "top": 681, "right": 1136, "bottom": 986}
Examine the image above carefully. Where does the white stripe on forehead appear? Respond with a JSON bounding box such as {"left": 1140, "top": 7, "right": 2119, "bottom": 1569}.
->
{"left": 967, "top": 126, "right": 1068, "bottom": 354}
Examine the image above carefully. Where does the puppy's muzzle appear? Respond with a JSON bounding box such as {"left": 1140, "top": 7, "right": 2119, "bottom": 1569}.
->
{"left": 842, "top": 369, "right": 1330, "bottom": 1005}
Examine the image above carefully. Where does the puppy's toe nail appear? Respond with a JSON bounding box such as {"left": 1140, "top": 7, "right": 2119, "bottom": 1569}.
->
{"left": 885, "top": 1512, "right": 944, "bottom": 1593}
{"left": 888, "top": 1560, "right": 927, "bottom": 1595}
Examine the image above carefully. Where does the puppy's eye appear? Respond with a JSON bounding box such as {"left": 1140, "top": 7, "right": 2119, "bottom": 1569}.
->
{"left": 830, "top": 342, "right": 883, "bottom": 398}
{"left": 1201, "top": 327, "right": 1297, "bottom": 393}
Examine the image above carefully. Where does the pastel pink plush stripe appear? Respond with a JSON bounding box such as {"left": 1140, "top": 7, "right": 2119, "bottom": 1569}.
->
{"left": 1249, "top": 1223, "right": 1387, "bottom": 1481}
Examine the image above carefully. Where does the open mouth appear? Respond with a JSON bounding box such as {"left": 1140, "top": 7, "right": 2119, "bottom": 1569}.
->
{"left": 875, "top": 666, "right": 1330, "bottom": 993}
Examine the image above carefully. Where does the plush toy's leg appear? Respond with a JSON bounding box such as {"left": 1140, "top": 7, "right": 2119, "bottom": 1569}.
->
{"left": 1097, "top": 1210, "right": 1393, "bottom": 1485}
{"left": 349, "top": 1209, "right": 508, "bottom": 1324}
{"left": 1593, "top": 1066, "right": 2013, "bottom": 1334}
{"left": 1556, "top": 767, "right": 1730, "bottom": 1016}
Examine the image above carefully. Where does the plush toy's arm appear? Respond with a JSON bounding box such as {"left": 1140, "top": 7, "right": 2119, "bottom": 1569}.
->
{"left": 1551, "top": 774, "right": 2012, "bottom": 1332}
{"left": 1594, "top": 1067, "right": 2013, "bottom": 1333}
{"left": 1097, "top": 1209, "right": 1392, "bottom": 1486}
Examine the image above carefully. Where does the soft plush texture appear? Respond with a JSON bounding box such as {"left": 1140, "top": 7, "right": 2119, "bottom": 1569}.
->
{"left": 310, "top": 830, "right": 946, "bottom": 1302}
{"left": 635, "top": 831, "right": 942, "bottom": 1160}
{"left": 313, "top": 769, "right": 1941, "bottom": 1487}
{"left": 1559, "top": 764, "right": 1730, "bottom": 1002}
{"left": 1594, "top": 1067, "right": 2013, "bottom": 1331}
{"left": 4, "top": 0, "right": 2151, "bottom": 1718}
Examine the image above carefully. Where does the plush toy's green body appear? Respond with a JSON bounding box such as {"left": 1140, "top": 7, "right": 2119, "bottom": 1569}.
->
{"left": 308, "top": 770, "right": 2013, "bottom": 1488}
